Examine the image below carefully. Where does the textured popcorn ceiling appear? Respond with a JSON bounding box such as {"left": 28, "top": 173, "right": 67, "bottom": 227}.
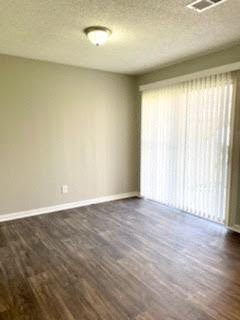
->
{"left": 0, "top": 0, "right": 239, "bottom": 74}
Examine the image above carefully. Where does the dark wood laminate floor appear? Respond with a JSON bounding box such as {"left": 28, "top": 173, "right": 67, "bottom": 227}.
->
{"left": 0, "top": 198, "right": 240, "bottom": 320}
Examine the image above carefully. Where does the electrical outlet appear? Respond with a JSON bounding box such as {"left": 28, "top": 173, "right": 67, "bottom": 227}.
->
{"left": 61, "top": 185, "right": 69, "bottom": 194}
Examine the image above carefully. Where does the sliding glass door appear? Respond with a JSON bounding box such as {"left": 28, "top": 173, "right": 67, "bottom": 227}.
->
{"left": 141, "top": 73, "right": 234, "bottom": 223}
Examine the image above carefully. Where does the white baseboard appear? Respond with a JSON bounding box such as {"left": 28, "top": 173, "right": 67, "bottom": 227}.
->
{"left": 0, "top": 191, "right": 140, "bottom": 223}
{"left": 228, "top": 225, "right": 240, "bottom": 234}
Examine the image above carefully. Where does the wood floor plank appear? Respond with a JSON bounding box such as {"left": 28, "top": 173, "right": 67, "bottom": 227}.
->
{"left": 0, "top": 198, "right": 240, "bottom": 319}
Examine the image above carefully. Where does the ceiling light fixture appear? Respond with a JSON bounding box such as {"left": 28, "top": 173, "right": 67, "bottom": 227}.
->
{"left": 84, "top": 26, "right": 112, "bottom": 46}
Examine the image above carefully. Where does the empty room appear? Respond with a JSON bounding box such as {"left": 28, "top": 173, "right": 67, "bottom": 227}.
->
{"left": 1, "top": 0, "right": 240, "bottom": 319}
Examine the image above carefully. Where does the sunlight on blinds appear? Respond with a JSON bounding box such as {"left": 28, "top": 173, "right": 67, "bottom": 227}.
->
{"left": 141, "top": 73, "right": 234, "bottom": 223}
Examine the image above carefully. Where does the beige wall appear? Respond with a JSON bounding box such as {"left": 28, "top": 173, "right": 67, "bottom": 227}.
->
{"left": 3, "top": 44, "right": 240, "bottom": 216}
{"left": 138, "top": 44, "right": 240, "bottom": 85}
{"left": 0, "top": 55, "right": 139, "bottom": 215}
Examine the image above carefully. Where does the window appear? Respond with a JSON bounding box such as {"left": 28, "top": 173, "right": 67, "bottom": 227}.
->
{"left": 141, "top": 73, "right": 234, "bottom": 223}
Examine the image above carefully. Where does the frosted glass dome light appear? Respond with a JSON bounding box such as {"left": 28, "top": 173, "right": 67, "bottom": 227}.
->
{"left": 84, "top": 26, "right": 112, "bottom": 46}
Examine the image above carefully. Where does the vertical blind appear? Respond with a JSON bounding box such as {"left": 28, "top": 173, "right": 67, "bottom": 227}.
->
{"left": 141, "top": 72, "right": 234, "bottom": 223}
